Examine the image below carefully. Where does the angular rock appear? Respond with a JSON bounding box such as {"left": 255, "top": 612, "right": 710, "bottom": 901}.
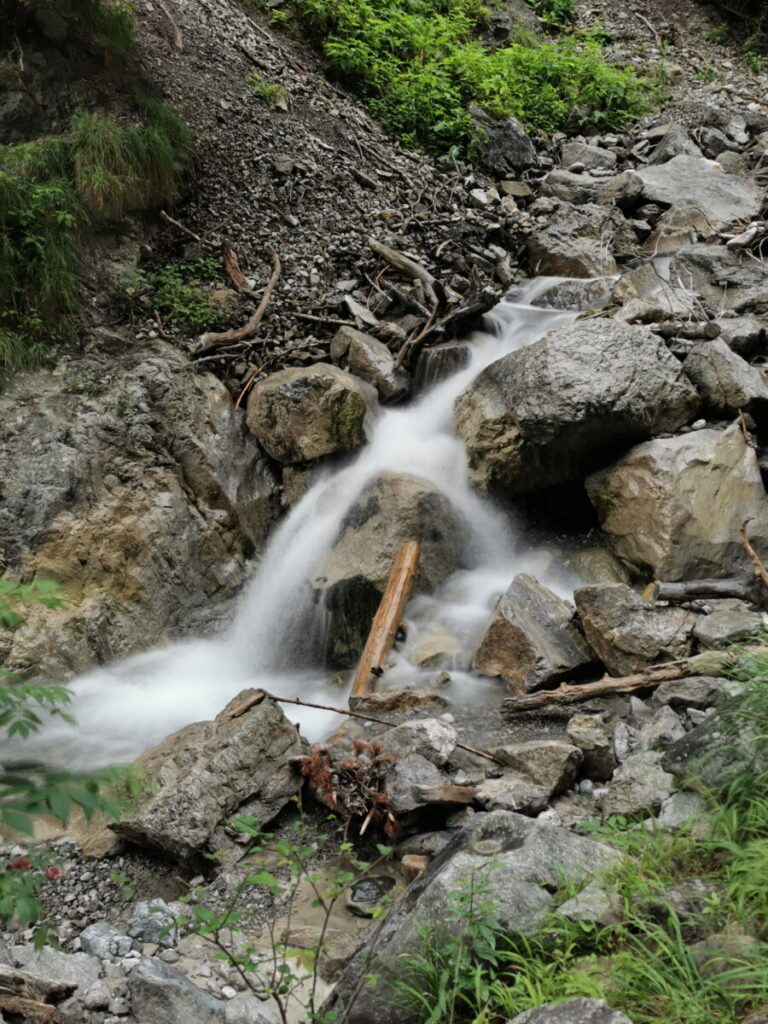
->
{"left": 651, "top": 675, "right": 737, "bottom": 711}
{"left": 663, "top": 698, "right": 767, "bottom": 788}
{"left": 313, "top": 473, "right": 468, "bottom": 665}
{"left": 527, "top": 202, "right": 627, "bottom": 277}
{"left": 683, "top": 338, "right": 768, "bottom": 425}
{"left": 127, "top": 900, "right": 179, "bottom": 948}
{"left": 111, "top": 691, "right": 303, "bottom": 860}
{"left": 566, "top": 714, "right": 616, "bottom": 781}
{"left": 384, "top": 754, "right": 446, "bottom": 814}
{"left": 600, "top": 751, "right": 676, "bottom": 818}
{"left": 669, "top": 244, "right": 767, "bottom": 314}
{"left": 487, "top": 740, "right": 582, "bottom": 795}
{"left": 639, "top": 705, "right": 686, "bottom": 751}
{"left": 469, "top": 104, "right": 538, "bottom": 176}
{"left": 648, "top": 123, "right": 703, "bottom": 165}
{"left": 692, "top": 600, "right": 766, "bottom": 648}
{"left": 645, "top": 201, "right": 718, "bottom": 254}
{"left": 574, "top": 584, "right": 697, "bottom": 676}
{"left": 597, "top": 171, "right": 644, "bottom": 210}
{"left": 561, "top": 141, "right": 617, "bottom": 170}
{"left": 558, "top": 881, "right": 619, "bottom": 927}
{"left": 473, "top": 575, "right": 595, "bottom": 691}
{"left": 611, "top": 261, "right": 693, "bottom": 318}
{"left": 330, "top": 326, "right": 409, "bottom": 403}
{"left": 635, "top": 156, "right": 763, "bottom": 229}
{"left": 508, "top": 998, "right": 634, "bottom": 1024}
{"left": 657, "top": 791, "right": 712, "bottom": 836}
{"left": 539, "top": 170, "right": 599, "bottom": 205}
{"left": 20, "top": 947, "right": 100, "bottom": 992}
{"left": 408, "top": 626, "right": 463, "bottom": 668}
{"left": 455, "top": 319, "right": 698, "bottom": 495}
{"left": 126, "top": 956, "right": 232, "bottom": 1024}
{"left": 715, "top": 315, "right": 767, "bottom": 358}
{"left": 586, "top": 423, "right": 768, "bottom": 580}
{"left": 245, "top": 363, "right": 377, "bottom": 464}
{"left": 474, "top": 774, "right": 551, "bottom": 814}
{"left": 326, "top": 811, "right": 619, "bottom": 1024}
{"left": 79, "top": 922, "right": 133, "bottom": 960}
{"left": 382, "top": 719, "right": 457, "bottom": 766}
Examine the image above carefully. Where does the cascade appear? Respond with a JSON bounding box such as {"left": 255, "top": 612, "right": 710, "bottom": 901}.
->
{"left": 20, "top": 278, "right": 604, "bottom": 770}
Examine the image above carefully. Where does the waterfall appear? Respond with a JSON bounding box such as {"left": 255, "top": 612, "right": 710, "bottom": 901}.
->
{"left": 17, "top": 278, "right": 602, "bottom": 770}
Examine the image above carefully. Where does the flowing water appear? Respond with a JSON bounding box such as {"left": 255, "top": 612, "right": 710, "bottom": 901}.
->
{"left": 19, "top": 277, "right": 611, "bottom": 770}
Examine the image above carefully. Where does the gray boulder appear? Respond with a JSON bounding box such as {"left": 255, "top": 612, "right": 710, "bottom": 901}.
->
{"left": 635, "top": 155, "right": 763, "bottom": 229}
{"left": 651, "top": 675, "right": 737, "bottom": 711}
{"left": 126, "top": 956, "right": 240, "bottom": 1024}
{"left": 487, "top": 740, "right": 583, "bottom": 796}
{"left": 111, "top": 691, "right": 303, "bottom": 860}
{"left": 473, "top": 575, "right": 596, "bottom": 690}
{"left": 669, "top": 244, "right": 767, "bottom": 314}
{"left": 313, "top": 472, "right": 468, "bottom": 665}
{"left": 648, "top": 123, "right": 703, "bottom": 165}
{"left": 574, "top": 584, "right": 697, "bottom": 676}
{"left": 455, "top": 319, "right": 699, "bottom": 494}
{"left": 597, "top": 171, "right": 644, "bottom": 210}
{"left": 382, "top": 719, "right": 457, "bottom": 766}
{"left": 566, "top": 714, "right": 616, "bottom": 781}
{"left": 79, "top": 922, "right": 133, "bottom": 959}
{"left": 18, "top": 947, "right": 100, "bottom": 992}
{"left": 508, "top": 999, "right": 634, "bottom": 1024}
{"left": 639, "top": 705, "right": 687, "bottom": 751}
{"left": 474, "top": 774, "right": 551, "bottom": 814}
{"left": 385, "top": 754, "right": 446, "bottom": 814}
{"left": 470, "top": 104, "right": 537, "bottom": 176}
{"left": 586, "top": 423, "right": 768, "bottom": 580}
{"left": 127, "top": 900, "right": 180, "bottom": 948}
{"left": 539, "top": 169, "right": 600, "bottom": 205}
{"left": 714, "top": 315, "right": 767, "bottom": 358}
{"left": 325, "top": 811, "right": 619, "bottom": 1024}
{"left": 692, "top": 600, "right": 765, "bottom": 648}
{"left": 527, "top": 201, "right": 628, "bottom": 277}
{"left": 245, "top": 363, "right": 377, "bottom": 464}
{"left": 663, "top": 697, "right": 767, "bottom": 788}
{"left": 330, "top": 326, "right": 409, "bottom": 403}
{"left": 683, "top": 338, "right": 768, "bottom": 424}
{"left": 561, "top": 141, "right": 617, "bottom": 170}
{"left": 600, "top": 751, "right": 676, "bottom": 818}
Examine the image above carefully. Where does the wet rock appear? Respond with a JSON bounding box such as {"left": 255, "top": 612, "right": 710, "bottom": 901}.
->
{"left": 473, "top": 575, "right": 596, "bottom": 691}
{"left": 574, "top": 584, "right": 697, "bottom": 676}
{"left": 346, "top": 875, "right": 397, "bottom": 918}
{"left": 382, "top": 719, "right": 457, "bottom": 766}
{"left": 326, "top": 811, "right": 619, "bottom": 1024}
{"left": 110, "top": 691, "right": 303, "bottom": 860}
{"left": 560, "top": 141, "right": 617, "bottom": 170}
{"left": 487, "top": 740, "right": 582, "bottom": 796}
{"left": 566, "top": 714, "right": 616, "bottom": 781}
{"left": 692, "top": 600, "right": 766, "bottom": 648}
{"left": 507, "top": 998, "right": 633, "bottom": 1024}
{"left": 635, "top": 156, "right": 763, "bottom": 229}
{"left": 651, "top": 675, "right": 737, "bottom": 711}
{"left": 600, "top": 751, "right": 676, "bottom": 818}
{"left": 639, "top": 706, "right": 687, "bottom": 751}
{"left": 245, "top": 363, "right": 377, "bottom": 464}
{"left": 455, "top": 319, "right": 698, "bottom": 495}
{"left": 586, "top": 423, "right": 768, "bottom": 580}
{"left": 683, "top": 338, "right": 768, "bottom": 425}
{"left": 313, "top": 473, "right": 468, "bottom": 665}
{"left": 469, "top": 104, "right": 538, "bottom": 176}
{"left": 330, "top": 326, "right": 409, "bottom": 403}
{"left": 527, "top": 202, "right": 627, "bottom": 277}
{"left": 648, "top": 123, "right": 703, "bottom": 164}
{"left": 0, "top": 343, "right": 280, "bottom": 680}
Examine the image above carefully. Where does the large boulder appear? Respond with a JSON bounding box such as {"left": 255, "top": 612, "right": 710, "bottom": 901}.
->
{"left": 469, "top": 104, "right": 537, "bottom": 176}
{"left": 574, "top": 584, "right": 697, "bottom": 676}
{"left": 683, "top": 338, "right": 768, "bottom": 426}
{"left": 0, "top": 339, "right": 279, "bottom": 680}
{"left": 473, "top": 574, "right": 596, "bottom": 691}
{"left": 454, "top": 319, "right": 699, "bottom": 494}
{"left": 245, "top": 363, "right": 378, "bottom": 464}
{"left": 668, "top": 244, "right": 767, "bottom": 314}
{"left": 527, "top": 201, "right": 631, "bottom": 277}
{"left": 600, "top": 751, "right": 676, "bottom": 818}
{"left": 586, "top": 422, "right": 768, "bottom": 580}
{"left": 110, "top": 690, "right": 303, "bottom": 860}
{"left": 325, "top": 810, "right": 619, "bottom": 1024}
{"left": 313, "top": 473, "right": 468, "bottom": 665}
{"left": 634, "top": 155, "right": 763, "bottom": 229}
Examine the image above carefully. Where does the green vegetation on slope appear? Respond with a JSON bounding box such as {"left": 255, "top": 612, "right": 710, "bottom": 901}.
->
{"left": 290, "top": 0, "right": 645, "bottom": 152}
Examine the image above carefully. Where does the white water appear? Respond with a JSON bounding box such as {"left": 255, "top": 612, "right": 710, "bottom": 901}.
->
{"left": 17, "top": 277, "right": 607, "bottom": 770}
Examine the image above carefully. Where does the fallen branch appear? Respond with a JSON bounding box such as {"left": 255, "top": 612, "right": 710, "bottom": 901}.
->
{"left": 500, "top": 647, "right": 768, "bottom": 715}
{"left": 367, "top": 236, "right": 439, "bottom": 308}
{"left": 651, "top": 320, "right": 721, "bottom": 340}
{"left": 159, "top": 210, "right": 216, "bottom": 249}
{"left": 195, "top": 246, "right": 281, "bottom": 354}
{"left": 741, "top": 517, "right": 768, "bottom": 591}
{"left": 653, "top": 575, "right": 765, "bottom": 605}
{"left": 228, "top": 688, "right": 501, "bottom": 763}
{"left": 222, "top": 242, "right": 258, "bottom": 298}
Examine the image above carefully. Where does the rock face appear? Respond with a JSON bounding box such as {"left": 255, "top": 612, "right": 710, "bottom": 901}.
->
{"left": 0, "top": 340, "right": 279, "bottom": 680}
{"left": 473, "top": 575, "right": 595, "bottom": 691}
{"left": 526, "top": 201, "right": 625, "bottom": 277}
{"left": 683, "top": 338, "right": 768, "bottom": 424}
{"left": 634, "top": 155, "right": 763, "bottom": 229}
{"left": 111, "top": 691, "right": 303, "bottom": 860}
{"left": 574, "top": 584, "right": 697, "bottom": 676}
{"left": 586, "top": 423, "right": 768, "bottom": 580}
{"left": 245, "top": 363, "right": 378, "bottom": 464}
{"left": 326, "top": 810, "right": 619, "bottom": 1024}
{"left": 454, "top": 319, "right": 699, "bottom": 494}
{"left": 313, "top": 473, "right": 468, "bottom": 665}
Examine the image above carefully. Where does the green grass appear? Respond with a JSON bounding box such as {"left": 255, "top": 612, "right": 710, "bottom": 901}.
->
{"left": 291, "top": 0, "right": 646, "bottom": 153}
{"left": 0, "top": 103, "right": 191, "bottom": 381}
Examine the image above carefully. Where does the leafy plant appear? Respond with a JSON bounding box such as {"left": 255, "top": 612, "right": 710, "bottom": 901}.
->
{"left": 526, "top": 0, "right": 576, "bottom": 26}
{"left": 119, "top": 259, "right": 234, "bottom": 335}
{"left": 703, "top": 24, "right": 729, "bottom": 44}
{"left": 247, "top": 72, "right": 290, "bottom": 107}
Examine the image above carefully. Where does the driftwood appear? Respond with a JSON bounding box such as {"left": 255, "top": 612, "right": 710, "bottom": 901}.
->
{"left": 351, "top": 541, "right": 420, "bottom": 698}
{"left": 227, "top": 689, "right": 501, "bottom": 763}
{"left": 651, "top": 320, "right": 721, "bottom": 340}
{"left": 653, "top": 576, "right": 766, "bottom": 606}
{"left": 222, "top": 242, "right": 258, "bottom": 298}
{"left": 0, "top": 965, "right": 75, "bottom": 1003}
{"left": 367, "top": 236, "right": 439, "bottom": 306}
{"left": 159, "top": 209, "right": 216, "bottom": 249}
{"left": 195, "top": 245, "right": 281, "bottom": 353}
{"left": 741, "top": 517, "right": 768, "bottom": 590}
{"left": 500, "top": 647, "right": 768, "bottom": 715}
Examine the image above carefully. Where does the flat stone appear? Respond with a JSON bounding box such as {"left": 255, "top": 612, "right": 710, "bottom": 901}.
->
{"left": 561, "top": 141, "right": 617, "bottom": 170}
{"left": 381, "top": 719, "right": 457, "bottom": 767}
{"left": 635, "top": 155, "right": 763, "bottom": 229}
{"left": 488, "top": 741, "right": 582, "bottom": 796}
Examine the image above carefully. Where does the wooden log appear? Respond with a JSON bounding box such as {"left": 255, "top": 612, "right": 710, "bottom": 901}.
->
{"left": 653, "top": 576, "right": 762, "bottom": 604}
{"left": 651, "top": 320, "right": 720, "bottom": 340}
{"left": 350, "top": 541, "right": 420, "bottom": 698}
{"left": 500, "top": 647, "right": 768, "bottom": 715}
{"left": 415, "top": 784, "right": 478, "bottom": 805}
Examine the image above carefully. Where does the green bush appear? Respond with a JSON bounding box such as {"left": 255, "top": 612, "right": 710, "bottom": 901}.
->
{"left": 0, "top": 103, "right": 192, "bottom": 380}
{"left": 293, "top": 0, "right": 645, "bottom": 152}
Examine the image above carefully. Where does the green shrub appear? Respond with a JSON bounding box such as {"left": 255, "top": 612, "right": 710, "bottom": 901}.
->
{"left": 0, "top": 103, "right": 191, "bottom": 380}
{"left": 119, "top": 259, "right": 234, "bottom": 335}
{"left": 293, "top": 0, "right": 645, "bottom": 152}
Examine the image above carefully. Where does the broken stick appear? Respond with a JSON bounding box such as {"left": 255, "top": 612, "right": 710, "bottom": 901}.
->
{"left": 740, "top": 517, "right": 768, "bottom": 591}
{"left": 195, "top": 245, "right": 281, "bottom": 353}
{"left": 351, "top": 541, "right": 420, "bottom": 698}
